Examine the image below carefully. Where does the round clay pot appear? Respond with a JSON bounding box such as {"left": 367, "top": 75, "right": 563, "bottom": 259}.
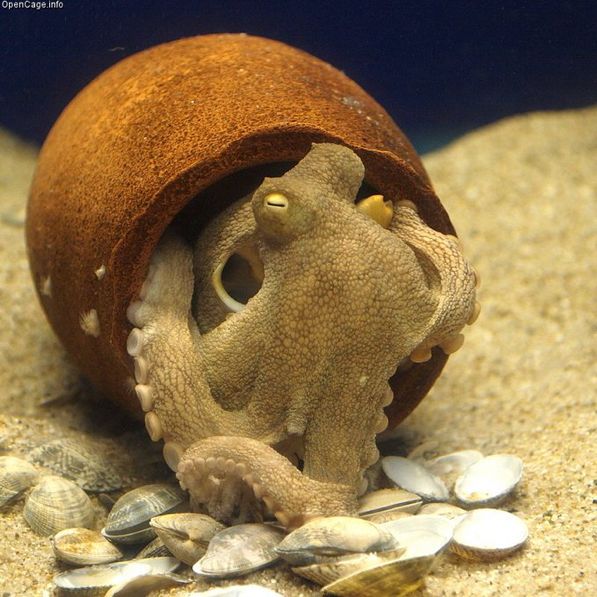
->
{"left": 26, "top": 33, "right": 454, "bottom": 422}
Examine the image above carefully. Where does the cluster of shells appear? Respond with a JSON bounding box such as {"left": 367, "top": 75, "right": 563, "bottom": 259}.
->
{"left": 0, "top": 438, "right": 527, "bottom": 596}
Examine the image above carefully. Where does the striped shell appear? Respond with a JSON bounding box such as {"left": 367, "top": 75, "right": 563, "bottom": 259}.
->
{"left": 0, "top": 456, "right": 39, "bottom": 507}
{"left": 103, "top": 483, "right": 186, "bottom": 544}
{"left": 24, "top": 475, "right": 95, "bottom": 536}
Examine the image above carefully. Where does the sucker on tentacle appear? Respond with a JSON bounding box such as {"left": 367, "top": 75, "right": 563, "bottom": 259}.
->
{"left": 178, "top": 437, "right": 358, "bottom": 529}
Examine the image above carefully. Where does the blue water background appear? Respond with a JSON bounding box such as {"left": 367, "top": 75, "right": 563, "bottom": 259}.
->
{"left": 0, "top": 0, "right": 595, "bottom": 153}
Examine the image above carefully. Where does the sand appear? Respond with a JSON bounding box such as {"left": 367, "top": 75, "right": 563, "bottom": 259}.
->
{"left": 0, "top": 106, "right": 595, "bottom": 595}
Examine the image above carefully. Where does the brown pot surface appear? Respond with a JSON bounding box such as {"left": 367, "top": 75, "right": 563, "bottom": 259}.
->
{"left": 26, "top": 33, "right": 453, "bottom": 422}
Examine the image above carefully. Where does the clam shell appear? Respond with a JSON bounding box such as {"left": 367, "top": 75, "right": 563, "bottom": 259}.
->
{"left": 103, "top": 484, "right": 186, "bottom": 544}
{"left": 321, "top": 554, "right": 436, "bottom": 597}
{"left": 365, "top": 510, "right": 413, "bottom": 525}
{"left": 454, "top": 454, "right": 523, "bottom": 507}
{"left": 406, "top": 441, "right": 440, "bottom": 463}
{"left": 149, "top": 512, "right": 224, "bottom": 565}
{"left": 29, "top": 439, "right": 123, "bottom": 492}
{"left": 134, "top": 536, "right": 171, "bottom": 559}
{"left": 24, "top": 475, "right": 95, "bottom": 536}
{"left": 358, "top": 488, "right": 422, "bottom": 519}
{"left": 276, "top": 516, "right": 398, "bottom": 566}
{"left": 451, "top": 508, "right": 528, "bottom": 560}
{"left": 193, "top": 523, "right": 284, "bottom": 578}
{"left": 417, "top": 502, "right": 467, "bottom": 521}
{"left": 380, "top": 515, "right": 454, "bottom": 560}
{"left": 103, "top": 572, "right": 190, "bottom": 596}
{"left": 381, "top": 456, "right": 449, "bottom": 502}
{"left": 52, "top": 528, "right": 124, "bottom": 566}
{"left": 53, "top": 557, "right": 179, "bottom": 593}
{"left": 0, "top": 456, "right": 39, "bottom": 507}
{"left": 292, "top": 548, "right": 406, "bottom": 586}
{"left": 424, "top": 450, "right": 483, "bottom": 479}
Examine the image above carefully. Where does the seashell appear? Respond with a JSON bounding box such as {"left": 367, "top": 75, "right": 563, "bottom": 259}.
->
{"left": 381, "top": 456, "right": 449, "bottom": 502}
{"left": 406, "top": 441, "right": 441, "bottom": 463}
{"left": 0, "top": 456, "right": 39, "bottom": 507}
{"left": 193, "top": 522, "right": 285, "bottom": 579}
{"left": 417, "top": 502, "right": 467, "bottom": 521}
{"left": 321, "top": 553, "right": 436, "bottom": 597}
{"left": 149, "top": 512, "right": 225, "bottom": 565}
{"left": 29, "top": 438, "right": 123, "bottom": 492}
{"left": 23, "top": 475, "right": 95, "bottom": 536}
{"left": 276, "top": 516, "right": 398, "bottom": 566}
{"left": 358, "top": 488, "right": 422, "bottom": 519}
{"left": 103, "top": 572, "right": 190, "bottom": 596}
{"left": 364, "top": 510, "right": 414, "bottom": 525}
{"left": 53, "top": 556, "right": 179, "bottom": 594}
{"left": 103, "top": 484, "right": 187, "bottom": 545}
{"left": 451, "top": 508, "right": 528, "bottom": 560}
{"left": 52, "top": 527, "right": 124, "bottom": 566}
{"left": 424, "top": 449, "right": 483, "bottom": 479}
{"left": 454, "top": 454, "right": 523, "bottom": 507}
{"left": 27, "top": 33, "right": 460, "bottom": 430}
{"left": 190, "top": 586, "right": 284, "bottom": 596}
{"left": 134, "top": 536, "right": 171, "bottom": 559}
{"left": 292, "top": 548, "right": 406, "bottom": 586}
{"left": 379, "top": 515, "right": 454, "bottom": 560}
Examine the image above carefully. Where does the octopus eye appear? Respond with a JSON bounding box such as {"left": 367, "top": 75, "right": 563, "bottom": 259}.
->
{"left": 264, "top": 193, "right": 289, "bottom": 210}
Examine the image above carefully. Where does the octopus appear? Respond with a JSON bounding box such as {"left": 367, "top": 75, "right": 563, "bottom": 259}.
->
{"left": 126, "top": 143, "right": 478, "bottom": 529}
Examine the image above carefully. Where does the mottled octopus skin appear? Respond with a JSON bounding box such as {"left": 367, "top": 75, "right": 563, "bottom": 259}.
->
{"left": 127, "top": 144, "right": 477, "bottom": 527}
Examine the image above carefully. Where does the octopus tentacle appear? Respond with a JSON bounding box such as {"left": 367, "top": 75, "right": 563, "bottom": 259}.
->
{"left": 391, "top": 201, "right": 479, "bottom": 362}
{"left": 177, "top": 436, "right": 357, "bottom": 529}
{"left": 126, "top": 233, "right": 263, "bottom": 444}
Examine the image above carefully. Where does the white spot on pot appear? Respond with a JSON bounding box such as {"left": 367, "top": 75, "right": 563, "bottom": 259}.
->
{"left": 40, "top": 275, "right": 52, "bottom": 298}
{"left": 95, "top": 265, "right": 106, "bottom": 280}
{"left": 80, "top": 309, "right": 101, "bottom": 337}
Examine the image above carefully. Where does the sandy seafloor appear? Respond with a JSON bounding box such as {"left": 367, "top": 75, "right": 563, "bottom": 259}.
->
{"left": 0, "top": 106, "right": 595, "bottom": 596}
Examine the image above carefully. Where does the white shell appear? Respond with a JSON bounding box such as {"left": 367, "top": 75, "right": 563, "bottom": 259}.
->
{"left": 358, "top": 488, "right": 422, "bottom": 519}
{"left": 53, "top": 557, "right": 180, "bottom": 591}
{"left": 149, "top": 512, "right": 224, "bottom": 565}
{"left": 380, "top": 515, "right": 454, "bottom": 561}
{"left": 451, "top": 508, "right": 528, "bottom": 560}
{"left": 406, "top": 440, "right": 440, "bottom": 463}
{"left": 193, "top": 523, "right": 284, "bottom": 578}
{"left": 454, "top": 454, "right": 523, "bottom": 507}
{"left": 52, "top": 528, "right": 124, "bottom": 566}
{"left": 24, "top": 475, "right": 95, "bottom": 536}
{"left": 103, "top": 572, "right": 190, "bottom": 596}
{"left": 0, "top": 456, "right": 39, "bottom": 507}
{"left": 424, "top": 450, "right": 483, "bottom": 478}
{"left": 417, "top": 503, "right": 467, "bottom": 521}
{"left": 276, "top": 516, "right": 397, "bottom": 566}
{"left": 381, "top": 456, "right": 449, "bottom": 502}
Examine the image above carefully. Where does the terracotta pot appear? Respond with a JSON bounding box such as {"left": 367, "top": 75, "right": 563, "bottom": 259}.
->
{"left": 26, "top": 33, "right": 453, "bottom": 423}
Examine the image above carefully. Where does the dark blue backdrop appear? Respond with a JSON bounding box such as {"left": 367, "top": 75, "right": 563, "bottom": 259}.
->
{"left": 0, "top": 0, "right": 595, "bottom": 152}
